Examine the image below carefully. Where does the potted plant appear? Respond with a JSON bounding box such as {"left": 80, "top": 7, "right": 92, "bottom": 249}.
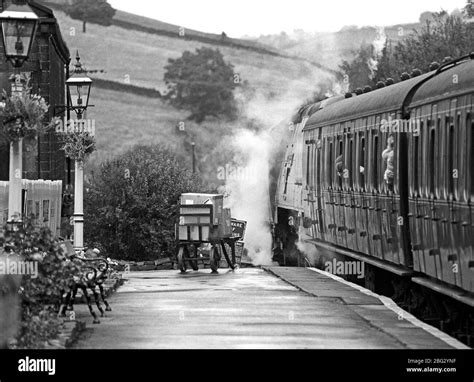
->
{"left": 59, "top": 131, "right": 96, "bottom": 162}
{"left": 0, "top": 86, "right": 56, "bottom": 142}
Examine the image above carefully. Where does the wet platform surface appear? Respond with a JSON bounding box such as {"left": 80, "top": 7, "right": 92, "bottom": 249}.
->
{"left": 72, "top": 267, "right": 467, "bottom": 349}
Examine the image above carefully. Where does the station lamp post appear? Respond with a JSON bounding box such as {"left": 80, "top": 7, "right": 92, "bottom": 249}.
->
{"left": 66, "top": 51, "right": 92, "bottom": 120}
{"left": 66, "top": 51, "right": 93, "bottom": 251}
{"left": 0, "top": 1, "right": 39, "bottom": 231}
{"left": 191, "top": 142, "right": 196, "bottom": 174}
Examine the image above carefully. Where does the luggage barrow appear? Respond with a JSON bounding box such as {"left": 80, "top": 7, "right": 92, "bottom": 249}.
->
{"left": 177, "top": 236, "right": 242, "bottom": 273}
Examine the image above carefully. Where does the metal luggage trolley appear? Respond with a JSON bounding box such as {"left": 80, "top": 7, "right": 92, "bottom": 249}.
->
{"left": 176, "top": 194, "right": 241, "bottom": 273}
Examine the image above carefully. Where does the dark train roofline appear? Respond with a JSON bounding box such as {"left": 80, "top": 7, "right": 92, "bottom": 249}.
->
{"left": 304, "top": 53, "right": 474, "bottom": 131}
{"left": 293, "top": 95, "right": 346, "bottom": 125}
{"left": 304, "top": 72, "right": 432, "bottom": 130}
{"left": 410, "top": 58, "right": 474, "bottom": 106}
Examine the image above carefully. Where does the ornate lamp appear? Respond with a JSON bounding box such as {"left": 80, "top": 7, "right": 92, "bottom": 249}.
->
{"left": 66, "top": 51, "right": 92, "bottom": 119}
{"left": 0, "top": 1, "right": 38, "bottom": 68}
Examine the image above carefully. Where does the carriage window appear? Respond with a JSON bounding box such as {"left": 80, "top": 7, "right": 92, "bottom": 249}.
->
{"left": 447, "top": 125, "right": 455, "bottom": 199}
{"left": 373, "top": 135, "right": 379, "bottom": 191}
{"left": 382, "top": 135, "right": 395, "bottom": 191}
{"left": 470, "top": 115, "right": 474, "bottom": 199}
{"left": 316, "top": 140, "right": 322, "bottom": 188}
{"left": 328, "top": 141, "right": 333, "bottom": 188}
{"left": 336, "top": 138, "right": 344, "bottom": 189}
{"left": 414, "top": 135, "right": 420, "bottom": 196}
{"left": 359, "top": 136, "right": 365, "bottom": 190}
{"left": 429, "top": 128, "right": 436, "bottom": 198}
{"left": 306, "top": 146, "right": 310, "bottom": 186}
{"left": 349, "top": 139, "right": 354, "bottom": 190}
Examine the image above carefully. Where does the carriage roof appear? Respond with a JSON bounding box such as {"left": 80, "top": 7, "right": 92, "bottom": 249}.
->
{"left": 303, "top": 55, "right": 474, "bottom": 131}
{"left": 410, "top": 58, "right": 474, "bottom": 106}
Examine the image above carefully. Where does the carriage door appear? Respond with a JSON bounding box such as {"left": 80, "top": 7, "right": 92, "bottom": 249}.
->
{"left": 315, "top": 128, "right": 325, "bottom": 241}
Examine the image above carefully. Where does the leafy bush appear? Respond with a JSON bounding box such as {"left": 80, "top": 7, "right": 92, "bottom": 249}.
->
{"left": 84, "top": 144, "right": 207, "bottom": 261}
{"left": 1, "top": 221, "right": 80, "bottom": 349}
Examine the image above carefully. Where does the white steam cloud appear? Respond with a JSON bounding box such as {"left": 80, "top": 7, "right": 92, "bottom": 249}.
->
{"left": 222, "top": 64, "right": 335, "bottom": 265}
{"left": 369, "top": 26, "right": 387, "bottom": 77}
{"left": 224, "top": 129, "right": 273, "bottom": 265}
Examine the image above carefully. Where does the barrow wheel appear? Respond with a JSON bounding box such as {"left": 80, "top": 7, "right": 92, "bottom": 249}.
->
{"left": 188, "top": 245, "right": 199, "bottom": 271}
{"left": 209, "top": 245, "right": 220, "bottom": 273}
{"left": 177, "top": 246, "right": 187, "bottom": 273}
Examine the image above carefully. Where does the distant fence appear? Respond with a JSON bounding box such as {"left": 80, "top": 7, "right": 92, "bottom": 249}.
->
{"left": 0, "top": 180, "right": 63, "bottom": 236}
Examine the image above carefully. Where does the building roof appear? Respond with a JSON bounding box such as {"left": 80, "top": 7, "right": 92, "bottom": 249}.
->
{"left": 30, "top": 1, "right": 70, "bottom": 64}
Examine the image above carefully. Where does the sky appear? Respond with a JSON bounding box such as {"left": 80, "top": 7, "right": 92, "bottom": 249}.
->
{"left": 108, "top": 0, "right": 469, "bottom": 37}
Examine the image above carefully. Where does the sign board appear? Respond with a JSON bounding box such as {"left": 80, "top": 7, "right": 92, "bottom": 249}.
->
{"left": 231, "top": 219, "right": 247, "bottom": 240}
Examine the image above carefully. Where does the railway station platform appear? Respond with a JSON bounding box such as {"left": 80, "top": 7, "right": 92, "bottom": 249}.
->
{"left": 265, "top": 267, "right": 468, "bottom": 349}
{"left": 71, "top": 266, "right": 468, "bottom": 349}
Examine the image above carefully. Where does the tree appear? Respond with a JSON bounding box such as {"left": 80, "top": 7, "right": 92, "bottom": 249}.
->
{"left": 65, "top": 0, "right": 116, "bottom": 33}
{"left": 163, "top": 47, "right": 239, "bottom": 123}
{"left": 419, "top": 11, "right": 436, "bottom": 25}
{"left": 374, "top": 11, "right": 474, "bottom": 81}
{"left": 84, "top": 144, "right": 207, "bottom": 261}
{"left": 465, "top": 0, "right": 474, "bottom": 17}
{"left": 340, "top": 11, "right": 474, "bottom": 90}
{"left": 337, "top": 44, "right": 375, "bottom": 90}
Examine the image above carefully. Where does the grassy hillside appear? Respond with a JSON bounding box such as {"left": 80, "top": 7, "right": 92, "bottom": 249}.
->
{"left": 41, "top": 0, "right": 280, "bottom": 54}
{"left": 46, "top": 10, "right": 329, "bottom": 186}
{"left": 53, "top": 9, "right": 329, "bottom": 96}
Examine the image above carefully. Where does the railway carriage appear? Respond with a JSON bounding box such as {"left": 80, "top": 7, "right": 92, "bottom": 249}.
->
{"left": 274, "top": 54, "right": 474, "bottom": 309}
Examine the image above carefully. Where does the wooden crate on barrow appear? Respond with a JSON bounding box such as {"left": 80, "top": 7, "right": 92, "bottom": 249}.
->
{"left": 175, "top": 194, "right": 242, "bottom": 273}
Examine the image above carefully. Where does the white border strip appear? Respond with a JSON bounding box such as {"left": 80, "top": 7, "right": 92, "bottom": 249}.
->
{"left": 307, "top": 267, "right": 470, "bottom": 350}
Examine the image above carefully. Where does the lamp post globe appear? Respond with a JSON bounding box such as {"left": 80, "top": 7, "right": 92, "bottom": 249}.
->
{"left": 0, "top": 1, "right": 38, "bottom": 68}
{"left": 66, "top": 51, "right": 92, "bottom": 119}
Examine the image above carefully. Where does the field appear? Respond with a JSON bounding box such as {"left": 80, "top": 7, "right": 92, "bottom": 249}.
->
{"left": 54, "top": 10, "right": 330, "bottom": 95}
{"left": 51, "top": 9, "right": 333, "bottom": 179}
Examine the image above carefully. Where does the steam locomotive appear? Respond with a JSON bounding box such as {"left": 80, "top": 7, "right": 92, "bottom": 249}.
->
{"left": 272, "top": 53, "right": 474, "bottom": 337}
